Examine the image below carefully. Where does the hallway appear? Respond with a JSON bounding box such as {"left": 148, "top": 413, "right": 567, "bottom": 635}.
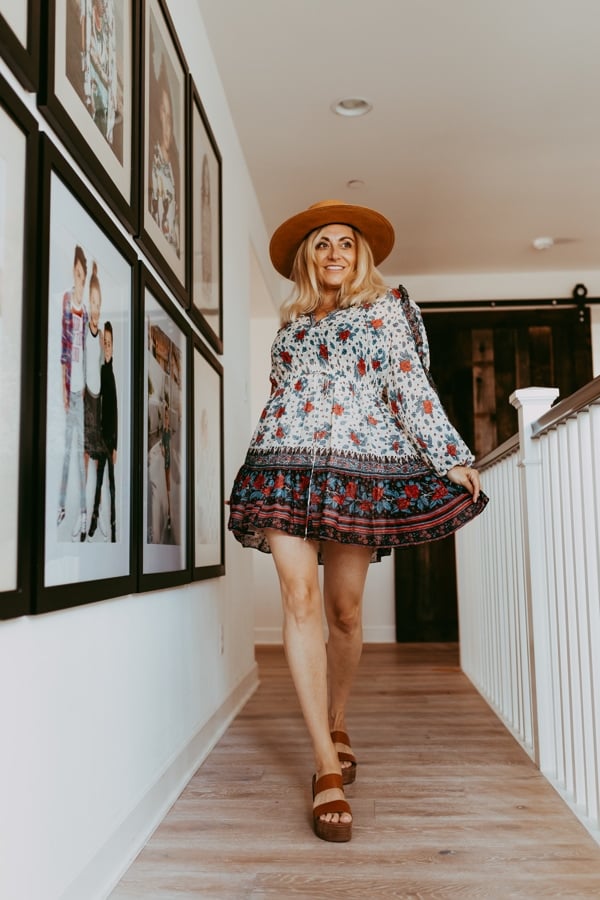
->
{"left": 110, "top": 644, "right": 600, "bottom": 898}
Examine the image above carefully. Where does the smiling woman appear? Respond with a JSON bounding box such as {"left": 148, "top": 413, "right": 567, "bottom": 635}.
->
{"left": 227, "top": 197, "right": 489, "bottom": 844}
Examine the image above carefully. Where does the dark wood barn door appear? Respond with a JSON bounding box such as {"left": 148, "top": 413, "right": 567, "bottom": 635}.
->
{"left": 395, "top": 305, "right": 593, "bottom": 642}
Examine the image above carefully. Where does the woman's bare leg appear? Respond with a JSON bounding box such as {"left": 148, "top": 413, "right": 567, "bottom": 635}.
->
{"left": 322, "top": 542, "right": 372, "bottom": 768}
{"left": 264, "top": 529, "right": 350, "bottom": 825}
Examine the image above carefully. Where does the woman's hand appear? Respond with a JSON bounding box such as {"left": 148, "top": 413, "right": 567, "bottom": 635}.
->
{"left": 447, "top": 465, "right": 481, "bottom": 502}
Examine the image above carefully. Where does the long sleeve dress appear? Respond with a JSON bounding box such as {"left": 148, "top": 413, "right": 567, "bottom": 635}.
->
{"left": 228, "top": 286, "right": 488, "bottom": 560}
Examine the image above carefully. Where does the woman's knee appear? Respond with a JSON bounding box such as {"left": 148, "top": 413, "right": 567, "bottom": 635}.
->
{"left": 326, "top": 598, "right": 362, "bottom": 636}
{"left": 281, "top": 582, "right": 321, "bottom": 627}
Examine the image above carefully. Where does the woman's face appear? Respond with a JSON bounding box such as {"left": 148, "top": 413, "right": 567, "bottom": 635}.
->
{"left": 313, "top": 224, "right": 357, "bottom": 295}
{"left": 89, "top": 285, "right": 101, "bottom": 327}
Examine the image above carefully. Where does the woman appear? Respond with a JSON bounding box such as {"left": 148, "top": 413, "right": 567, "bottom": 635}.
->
{"left": 228, "top": 200, "right": 488, "bottom": 842}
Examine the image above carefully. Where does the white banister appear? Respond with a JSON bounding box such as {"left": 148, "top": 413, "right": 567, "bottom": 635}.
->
{"left": 456, "top": 376, "right": 600, "bottom": 845}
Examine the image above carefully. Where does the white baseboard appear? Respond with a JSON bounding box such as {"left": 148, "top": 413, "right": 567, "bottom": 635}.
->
{"left": 61, "top": 662, "right": 260, "bottom": 900}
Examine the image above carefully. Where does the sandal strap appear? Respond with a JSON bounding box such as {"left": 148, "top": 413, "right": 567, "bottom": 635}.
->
{"left": 313, "top": 772, "right": 344, "bottom": 794}
{"left": 313, "top": 797, "right": 352, "bottom": 818}
{"left": 331, "top": 731, "right": 356, "bottom": 764}
{"left": 330, "top": 730, "right": 351, "bottom": 745}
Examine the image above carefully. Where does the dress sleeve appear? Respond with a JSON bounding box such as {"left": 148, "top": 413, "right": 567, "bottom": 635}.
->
{"left": 385, "top": 291, "right": 474, "bottom": 476}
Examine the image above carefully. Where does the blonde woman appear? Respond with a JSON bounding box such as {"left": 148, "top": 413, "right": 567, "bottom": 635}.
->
{"left": 228, "top": 200, "right": 488, "bottom": 842}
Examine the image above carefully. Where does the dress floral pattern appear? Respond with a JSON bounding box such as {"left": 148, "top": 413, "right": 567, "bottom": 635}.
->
{"left": 228, "top": 286, "right": 488, "bottom": 560}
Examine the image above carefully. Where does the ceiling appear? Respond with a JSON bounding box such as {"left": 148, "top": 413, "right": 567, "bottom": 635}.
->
{"left": 197, "top": 0, "right": 600, "bottom": 282}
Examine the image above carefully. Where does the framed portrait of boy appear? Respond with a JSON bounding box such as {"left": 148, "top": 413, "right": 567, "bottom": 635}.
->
{"left": 139, "top": 0, "right": 188, "bottom": 308}
{"left": 0, "top": 0, "right": 40, "bottom": 90}
{"left": 190, "top": 79, "right": 222, "bottom": 354}
{"left": 0, "top": 75, "right": 38, "bottom": 619}
{"left": 39, "top": 0, "right": 140, "bottom": 230}
{"left": 36, "top": 136, "right": 137, "bottom": 613}
{"left": 192, "top": 333, "right": 224, "bottom": 581}
{"left": 138, "top": 265, "right": 191, "bottom": 591}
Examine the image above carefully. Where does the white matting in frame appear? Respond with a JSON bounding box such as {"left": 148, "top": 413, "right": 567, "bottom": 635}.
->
{"left": 53, "top": 0, "right": 133, "bottom": 201}
{"left": 0, "top": 105, "right": 26, "bottom": 592}
{"left": 44, "top": 173, "right": 132, "bottom": 587}
{"left": 143, "top": 288, "right": 187, "bottom": 574}
{"left": 193, "top": 345, "right": 222, "bottom": 569}
{"left": 0, "top": 0, "right": 27, "bottom": 43}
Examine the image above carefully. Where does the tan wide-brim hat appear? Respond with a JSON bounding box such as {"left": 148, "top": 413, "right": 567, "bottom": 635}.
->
{"left": 269, "top": 199, "right": 395, "bottom": 279}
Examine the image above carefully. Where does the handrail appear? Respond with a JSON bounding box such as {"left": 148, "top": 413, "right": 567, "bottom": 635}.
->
{"left": 475, "top": 433, "right": 519, "bottom": 470}
{"left": 532, "top": 373, "right": 600, "bottom": 437}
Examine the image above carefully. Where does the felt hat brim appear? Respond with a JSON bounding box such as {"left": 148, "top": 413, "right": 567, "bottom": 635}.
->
{"left": 269, "top": 199, "right": 395, "bottom": 279}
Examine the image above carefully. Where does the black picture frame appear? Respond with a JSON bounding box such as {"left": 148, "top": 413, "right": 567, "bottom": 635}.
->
{"left": 0, "top": 74, "right": 38, "bottom": 619}
{"left": 0, "top": 0, "right": 40, "bottom": 90}
{"left": 192, "top": 333, "right": 225, "bottom": 581}
{"left": 39, "top": 0, "right": 140, "bottom": 231}
{"left": 35, "top": 135, "right": 137, "bottom": 614}
{"left": 139, "top": 0, "right": 189, "bottom": 308}
{"left": 189, "top": 78, "right": 223, "bottom": 354}
{"left": 137, "top": 264, "right": 191, "bottom": 591}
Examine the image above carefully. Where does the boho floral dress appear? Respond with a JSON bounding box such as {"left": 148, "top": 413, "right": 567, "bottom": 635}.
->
{"left": 228, "top": 286, "right": 488, "bottom": 560}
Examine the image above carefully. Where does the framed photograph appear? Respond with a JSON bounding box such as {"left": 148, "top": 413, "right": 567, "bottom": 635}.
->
{"left": 192, "top": 334, "right": 224, "bottom": 580}
{"left": 140, "top": 0, "right": 188, "bottom": 306}
{"left": 36, "top": 136, "right": 136, "bottom": 613}
{"left": 39, "top": 0, "right": 140, "bottom": 229}
{"left": 190, "top": 79, "right": 222, "bottom": 354}
{"left": 0, "top": 0, "right": 40, "bottom": 90}
{"left": 0, "top": 75, "right": 38, "bottom": 619}
{"left": 138, "top": 265, "right": 190, "bottom": 590}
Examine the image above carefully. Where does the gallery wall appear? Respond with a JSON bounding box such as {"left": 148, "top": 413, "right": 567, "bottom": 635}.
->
{"left": 0, "top": 2, "right": 276, "bottom": 898}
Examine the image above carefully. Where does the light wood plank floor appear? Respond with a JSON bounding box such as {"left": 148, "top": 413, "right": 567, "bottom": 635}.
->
{"left": 111, "top": 644, "right": 600, "bottom": 898}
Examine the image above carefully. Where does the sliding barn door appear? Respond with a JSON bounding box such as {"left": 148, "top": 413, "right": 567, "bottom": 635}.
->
{"left": 395, "top": 305, "right": 593, "bottom": 642}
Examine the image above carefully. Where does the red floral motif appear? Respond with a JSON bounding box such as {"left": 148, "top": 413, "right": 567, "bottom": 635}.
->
{"left": 390, "top": 400, "right": 399, "bottom": 415}
{"left": 274, "top": 474, "right": 285, "bottom": 489}
{"left": 304, "top": 401, "right": 314, "bottom": 413}
{"left": 332, "top": 403, "right": 344, "bottom": 416}
{"left": 280, "top": 351, "right": 292, "bottom": 365}
{"left": 372, "top": 485, "right": 385, "bottom": 501}
{"left": 371, "top": 359, "right": 381, "bottom": 371}
{"left": 295, "top": 329, "right": 306, "bottom": 341}
{"left": 432, "top": 484, "right": 449, "bottom": 500}
{"left": 350, "top": 431, "right": 361, "bottom": 445}
{"left": 447, "top": 443, "right": 457, "bottom": 456}
{"left": 423, "top": 399, "right": 433, "bottom": 414}
{"left": 294, "top": 379, "right": 303, "bottom": 391}
{"left": 319, "top": 343, "right": 329, "bottom": 360}
{"left": 275, "top": 426, "right": 285, "bottom": 438}
{"left": 367, "top": 415, "right": 378, "bottom": 425}
{"left": 345, "top": 482, "right": 358, "bottom": 499}
{"left": 405, "top": 484, "right": 420, "bottom": 499}
{"left": 370, "top": 318, "right": 383, "bottom": 329}
{"left": 396, "top": 497, "right": 410, "bottom": 509}
{"left": 274, "top": 406, "right": 286, "bottom": 418}
{"left": 338, "top": 328, "right": 351, "bottom": 341}
{"left": 400, "top": 358, "right": 412, "bottom": 373}
{"left": 357, "top": 358, "right": 367, "bottom": 376}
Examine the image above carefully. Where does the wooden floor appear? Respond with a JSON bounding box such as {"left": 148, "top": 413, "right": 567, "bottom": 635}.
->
{"left": 111, "top": 644, "right": 600, "bottom": 898}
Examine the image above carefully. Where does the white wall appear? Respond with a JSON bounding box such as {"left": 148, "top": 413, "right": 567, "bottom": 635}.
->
{"left": 249, "top": 268, "right": 600, "bottom": 646}
{"left": 0, "top": 4, "right": 277, "bottom": 899}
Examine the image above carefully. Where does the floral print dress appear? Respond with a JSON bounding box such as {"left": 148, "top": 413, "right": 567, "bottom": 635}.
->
{"left": 228, "top": 286, "right": 488, "bottom": 560}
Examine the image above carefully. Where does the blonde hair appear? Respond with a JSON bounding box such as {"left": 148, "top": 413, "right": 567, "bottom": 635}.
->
{"left": 279, "top": 226, "right": 388, "bottom": 325}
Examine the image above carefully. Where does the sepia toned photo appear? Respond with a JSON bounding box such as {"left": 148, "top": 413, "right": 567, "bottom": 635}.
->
{"left": 141, "top": 0, "right": 187, "bottom": 304}
{"left": 140, "top": 269, "right": 189, "bottom": 585}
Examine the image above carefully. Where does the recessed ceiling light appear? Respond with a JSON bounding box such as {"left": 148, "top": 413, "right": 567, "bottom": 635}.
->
{"left": 532, "top": 236, "right": 554, "bottom": 250}
{"left": 332, "top": 97, "right": 372, "bottom": 117}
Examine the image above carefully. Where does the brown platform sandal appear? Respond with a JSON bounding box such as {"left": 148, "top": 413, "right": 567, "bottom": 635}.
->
{"left": 312, "top": 772, "right": 352, "bottom": 843}
{"left": 331, "top": 730, "right": 357, "bottom": 785}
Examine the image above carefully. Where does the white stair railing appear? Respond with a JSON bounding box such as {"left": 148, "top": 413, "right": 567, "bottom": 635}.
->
{"left": 456, "top": 377, "right": 600, "bottom": 844}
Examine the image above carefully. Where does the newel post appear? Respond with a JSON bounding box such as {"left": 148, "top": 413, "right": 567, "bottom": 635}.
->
{"left": 510, "top": 387, "right": 559, "bottom": 770}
